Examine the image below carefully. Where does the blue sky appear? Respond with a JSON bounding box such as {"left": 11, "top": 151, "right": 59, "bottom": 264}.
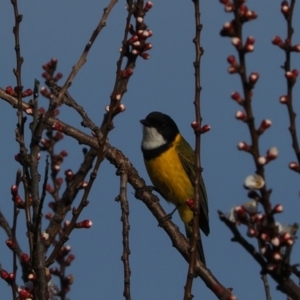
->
{"left": 1, "top": 1, "right": 300, "bottom": 299}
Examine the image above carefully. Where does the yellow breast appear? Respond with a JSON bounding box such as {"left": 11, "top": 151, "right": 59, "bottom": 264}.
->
{"left": 144, "top": 141, "right": 194, "bottom": 206}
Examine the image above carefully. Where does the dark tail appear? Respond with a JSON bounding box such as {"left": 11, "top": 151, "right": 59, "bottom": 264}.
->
{"left": 198, "top": 234, "right": 206, "bottom": 266}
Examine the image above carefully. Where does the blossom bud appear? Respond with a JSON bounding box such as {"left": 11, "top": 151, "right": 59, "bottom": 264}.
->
{"left": 249, "top": 72, "right": 259, "bottom": 84}
{"left": 272, "top": 204, "right": 283, "bottom": 214}
{"left": 279, "top": 95, "right": 288, "bottom": 104}
{"left": 231, "top": 37, "right": 242, "bottom": 49}
{"left": 237, "top": 142, "right": 250, "bottom": 151}
{"left": 235, "top": 110, "right": 247, "bottom": 121}
{"left": 231, "top": 91, "right": 243, "bottom": 104}
{"left": 289, "top": 162, "right": 300, "bottom": 172}
{"left": 186, "top": 198, "right": 195, "bottom": 210}
{"left": 144, "top": 1, "right": 153, "bottom": 11}
{"left": 267, "top": 147, "right": 278, "bottom": 160}
{"left": 272, "top": 36, "right": 284, "bottom": 48}
{"left": 257, "top": 119, "right": 272, "bottom": 134}
{"left": 76, "top": 220, "right": 93, "bottom": 229}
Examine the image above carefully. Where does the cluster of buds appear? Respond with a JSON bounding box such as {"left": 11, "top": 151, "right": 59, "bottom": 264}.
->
{"left": 11, "top": 184, "right": 26, "bottom": 209}
{"left": 257, "top": 147, "right": 279, "bottom": 165}
{"left": 227, "top": 55, "right": 239, "bottom": 74}
{"left": 228, "top": 191, "right": 297, "bottom": 269}
{"left": 42, "top": 58, "right": 63, "bottom": 82}
{"left": 219, "top": 1, "right": 257, "bottom": 36}
{"left": 40, "top": 86, "right": 54, "bottom": 100}
{"left": 5, "top": 86, "right": 33, "bottom": 98}
{"left": 272, "top": 36, "right": 300, "bottom": 52}
{"left": 125, "top": 28, "right": 153, "bottom": 59}
{"left": 105, "top": 103, "right": 126, "bottom": 115}
{"left": 0, "top": 269, "right": 15, "bottom": 284}
{"left": 48, "top": 246, "right": 75, "bottom": 296}
{"left": 190, "top": 121, "right": 211, "bottom": 134}
{"left": 123, "top": 2, "right": 153, "bottom": 59}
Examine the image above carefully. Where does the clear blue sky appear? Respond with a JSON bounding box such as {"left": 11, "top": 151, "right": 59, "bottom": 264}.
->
{"left": 1, "top": 1, "right": 300, "bottom": 299}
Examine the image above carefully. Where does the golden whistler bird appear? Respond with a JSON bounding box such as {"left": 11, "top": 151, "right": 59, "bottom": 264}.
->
{"left": 140, "top": 111, "right": 209, "bottom": 265}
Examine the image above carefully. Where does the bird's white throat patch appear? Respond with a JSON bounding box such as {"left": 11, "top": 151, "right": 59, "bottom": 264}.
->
{"left": 142, "top": 127, "right": 166, "bottom": 150}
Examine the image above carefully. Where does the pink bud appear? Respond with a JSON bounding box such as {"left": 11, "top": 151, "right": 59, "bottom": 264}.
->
{"left": 292, "top": 45, "right": 300, "bottom": 52}
{"left": 234, "top": 206, "right": 246, "bottom": 215}
{"left": 279, "top": 95, "right": 288, "bottom": 104}
{"left": 18, "top": 288, "right": 31, "bottom": 298}
{"left": 272, "top": 204, "right": 283, "bottom": 214}
{"left": 144, "top": 1, "right": 153, "bottom": 11}
{"left": 141, "top": 52, "right": 150, "bottom": 60}
{"left": 232, "top": 37, "right": 242, "bottom": 48}
{"left": 237, "top": 142, "right": 250, "bottom": 151}
{"left": 127, "top": 35, "right": 139, "bottom": 44}
{"left": 289, "top": 162, "right": 299, "bottom": 171}
{"left": 247, "top": 227, "right": 258, "bottom": 237}
{"left": 257, "top": 119, "right": 272, "bottom": 134}
{"left": 200, "top": 125, "right": 211, "bottom": 133}
{"left": 249, "top": 72, "right": 259, "bottom": 84}
{"left": 28, "top": 273, "right": 36, "bottom": 281}
{"left": 6, "top": 239, "right": 14, "bottom": 250}
{"left": 76, "top": 220, "right": 93, "bottom": 229}
{"left": 281, "top": 1, "right": 289, "bottom": 16}
{"left": 272, "top": 36, "right": 284, "bottom": 47}
{"left": 186, "top": 198, "right": 195, "bottom": 209}
{"left": 267, "top": 147, "right": 278, "bottom": 160}
{"left": 273, "top": 252, "right": 282, "bottom": 261}
{"left": 227, "top": 55, "right": 236, "bottom": 65}
{"left": 11, "top": 185, "right": 18, "bottom": 196}
{"left": 271, "top": 237, "right": 280, "bottom": 247}
{"left": 260, "top": 232, "right": 269, "bottom": 241}
{"left": 285, "top": 70, "right": 298, "bottom": 82}
{"left": 235, "top": 110, "right": 247, "bottom": 121}
{"left": 21, "top": 254, "right": 30, "bottom": 264}
{"left": 133, "top": 41, "right": 141, "bottom": 47}
{"left": 258, "top": 156, "right": 267, "bottom": 165}
{"left": 144, "top": 43, "right": 152, "bottom": 50}
{"left": 231, "top": 91, "right": 243, "bottom": 103}
{"left": 191, "top": 121, "right": 200, "bottom": 130}
{"left": 52, "top": 122, "right": 63, "bottom": 132}
{"left": 224, "top": 3, "right": 234, "bottom": 12}
{"left": 244, "top": 36, "right": 255, "bottom": 52}
{"left": 0, "top": 270, "right": 9, "bottom": 280}
{"left": 228, "top": 66, "right": 238, "bottom": 74}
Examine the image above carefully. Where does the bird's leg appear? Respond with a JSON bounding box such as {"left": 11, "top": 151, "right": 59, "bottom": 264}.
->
{"left": 158, "top": 205, "right": 180, "bottom": 227}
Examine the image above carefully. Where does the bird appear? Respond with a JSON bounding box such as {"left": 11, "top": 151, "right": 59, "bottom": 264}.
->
{"left": 140, "top": 111, "right": 209, "bottom": 265}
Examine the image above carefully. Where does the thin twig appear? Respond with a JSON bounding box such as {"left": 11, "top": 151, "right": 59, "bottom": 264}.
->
{"left": 116, "top": 168, "right": 131, "bottom": 300}
{"left": 184, "top": 0, "right": 204, "bottom": 299}
{"left": 281, "top": 0, "right": 300, "bottom": 163}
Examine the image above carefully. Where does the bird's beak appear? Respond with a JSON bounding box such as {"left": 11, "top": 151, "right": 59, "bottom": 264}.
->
{"left": 140, "top": 119, "right": 150, "bottom": 127}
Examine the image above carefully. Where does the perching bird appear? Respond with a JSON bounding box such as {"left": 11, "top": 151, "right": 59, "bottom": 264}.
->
{"left": 140, "top": 111, "right": 209, "bottom": 265}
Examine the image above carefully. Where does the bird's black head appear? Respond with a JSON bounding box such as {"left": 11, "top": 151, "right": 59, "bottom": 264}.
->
{"left": 140, "top": 111, "right": 179, "bottom": 144}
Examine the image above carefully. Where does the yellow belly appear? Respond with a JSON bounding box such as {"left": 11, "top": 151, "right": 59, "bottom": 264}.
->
{"left": 144, "top": 145, "right": 194, "bottom": 228}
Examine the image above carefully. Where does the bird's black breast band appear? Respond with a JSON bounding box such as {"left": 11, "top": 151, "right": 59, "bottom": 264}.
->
{"left": 141, "top": 142, "right": 172, "bottom": 160}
